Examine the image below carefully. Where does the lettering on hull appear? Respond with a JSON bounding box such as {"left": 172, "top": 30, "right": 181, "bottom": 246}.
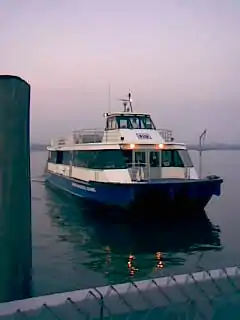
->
{"left": 72, "top": 182, "right": 96, "bottom": 192}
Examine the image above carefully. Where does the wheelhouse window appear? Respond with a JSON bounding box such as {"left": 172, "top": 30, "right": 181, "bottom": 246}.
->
{"left": 143, "top": 115, "right": 156, "bottom": 129}
{"left": 118, "top": 118, "right": 129, "bottom": 129}
{"left": 106, "top": 117, "right": 118, "bottom": 130}
{"left": 118, "top": 115, "right": 156, "bottom": 129}
{"left": 105, "top": 114, "right": 156, "bottom": 130}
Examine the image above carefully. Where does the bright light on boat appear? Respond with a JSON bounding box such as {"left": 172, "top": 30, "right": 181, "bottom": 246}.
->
{"left": 158, "top": 143, "right": 164, "bottom": 149}
{"left": 130, "top": 143, "right": 135, "bottom": 149}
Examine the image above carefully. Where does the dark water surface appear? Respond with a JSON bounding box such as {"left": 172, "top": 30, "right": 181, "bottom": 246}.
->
{"left": 31, "top": 151, "right": 240, "bottom": 297}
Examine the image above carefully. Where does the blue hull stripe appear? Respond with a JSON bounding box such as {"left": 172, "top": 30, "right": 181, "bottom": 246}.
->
{"left": 45, "top": 173, "right": 223, "bottom": 210}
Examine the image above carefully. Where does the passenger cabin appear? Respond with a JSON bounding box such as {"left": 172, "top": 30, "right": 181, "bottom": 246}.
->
{"left": 47, "top": 93, "right": 198, "bottom": 181}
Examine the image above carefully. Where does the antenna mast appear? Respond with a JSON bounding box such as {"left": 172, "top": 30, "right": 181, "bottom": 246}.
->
{"left": 128, "top": 91, "right": 133, "bottom": 112}
{"left": 108, "top": 84, "right": 111, "bottom": 113}
{"left": 199, "top": 129, "right": 207, "bottom": 179}
{"left": 119, "top": 91, "right": 133, "bottom": 112}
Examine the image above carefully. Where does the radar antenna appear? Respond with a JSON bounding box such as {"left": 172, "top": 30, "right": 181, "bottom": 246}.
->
{"left": 119, "top": 91, "right": 133, "bottom": 112}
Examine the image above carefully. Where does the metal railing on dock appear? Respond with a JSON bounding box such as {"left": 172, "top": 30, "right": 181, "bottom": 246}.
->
{"left": 1, "top": 266, "right": 240, "bottom": 319}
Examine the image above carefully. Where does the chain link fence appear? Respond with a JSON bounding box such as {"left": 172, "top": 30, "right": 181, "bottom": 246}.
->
{"left": 1, "top": 266, "right": 240, "bottom": 319}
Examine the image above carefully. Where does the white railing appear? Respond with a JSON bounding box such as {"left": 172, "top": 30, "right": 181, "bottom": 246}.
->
{"left": 50, "top": 138, "right": 68, "bottom": 147}
{"left": 157, "top": 129, "right": 173, "bottom": 142}
{"left": 128, "top": 164, "right": 150, "bottom": 181}
{"left": 72, "top": 129, "right": 104, "bottom": 144}
{"left": 50, "top": 128, "right": 174, "bottom": 147}
{"left": 127, "top": 163, "right": 162, "bottom": 181}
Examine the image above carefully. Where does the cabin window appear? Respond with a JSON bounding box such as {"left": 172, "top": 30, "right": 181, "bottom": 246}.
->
{"left": 135, "top": 151, "right": 146, "bottom": 167}
{"left": 56, "top": 151, "right": 63, "bottom": 164}
{"left": 62, "top": 151, "right": 72, "bottom": 165}
{"left": 178, "top": 150, "right": 193, "bottom": 167}
{"left": 162, "top": 150, "right": 183, "bottom": 167}
{"left": 162, "top": 150, "right": 171, "bottom": 167}
{"left": 73, "top": 151, "right": 93, "bottom": 168}
{"left": 161, "top": 150, "right": 193, "bottom": 167}
{"left": 48, "top": 151, "right": 57, "bottom": 163}
{"left": 94, "top": 150, "right": 126, "bottom": 169}
{"left": 48, "top": 151, "right": 72, "bottom": 165}
{"left": 73, "top": 150, "right": 128, "bottom": 169}
{"left": 121, "top": 150, "right": 133, "bottom": 167}
{"left": 150, "top": 151, "right": 159, "bottom": 167}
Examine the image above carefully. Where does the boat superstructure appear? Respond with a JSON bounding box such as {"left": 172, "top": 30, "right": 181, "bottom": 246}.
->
{"left": 45, "top": 92, "right": 223, "bottom": 212}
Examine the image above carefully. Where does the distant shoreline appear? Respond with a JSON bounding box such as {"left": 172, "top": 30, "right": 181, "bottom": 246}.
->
{"left": 30, "top": 143, "right": 240, "bottom": 152}
{"left": 187, "top": 145, "right": 240, "bottom": 151}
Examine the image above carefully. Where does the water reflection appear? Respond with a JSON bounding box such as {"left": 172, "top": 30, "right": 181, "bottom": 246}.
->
{"left": 46, "top": 188, "right": 222, "bottom": 284}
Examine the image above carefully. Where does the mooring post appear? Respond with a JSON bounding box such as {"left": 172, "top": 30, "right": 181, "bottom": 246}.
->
{"left": 0, "top": 75, "right": 32, "bottom": 302}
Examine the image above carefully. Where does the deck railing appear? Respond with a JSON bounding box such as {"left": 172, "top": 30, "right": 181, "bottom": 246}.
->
{"left": 1, "top": 266, "right": 240, "bottom": 319}
{"left": 50, "top": 128, "right": 174, "bottom": 147}
{"left": 127, "top": 163, "right": 159, "bottom": 181}
{"left": 127, "top": 163, "right": 191, "bottom": 181}
{"left": 73, "top": 129, "right": 104, "bottom": 144}
{"left": 157, "top": 129, "right": 173, "bottom": 142}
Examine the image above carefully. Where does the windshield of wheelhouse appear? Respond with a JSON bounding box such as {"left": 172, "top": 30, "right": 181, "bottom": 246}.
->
{"left": 116, "top": 115, "right": 156, "bottom": 130}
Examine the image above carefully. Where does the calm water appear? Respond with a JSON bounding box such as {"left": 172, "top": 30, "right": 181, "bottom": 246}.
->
{"left": 31, "top": 150, "right": 240, "bottom": 297}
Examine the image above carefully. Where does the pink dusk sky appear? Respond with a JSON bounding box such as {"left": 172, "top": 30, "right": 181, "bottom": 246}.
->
{"left": 1, "top": 0, "right": 240, "bottom": 143}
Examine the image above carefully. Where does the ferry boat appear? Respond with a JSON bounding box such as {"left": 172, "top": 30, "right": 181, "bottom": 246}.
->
{"left": 45, "top": 93, "right": 223, "bottom": 212}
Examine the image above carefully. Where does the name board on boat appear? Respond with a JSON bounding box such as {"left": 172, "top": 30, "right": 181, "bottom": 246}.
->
{"left": 136, "top": 133, "right": 152, "bottom": 140}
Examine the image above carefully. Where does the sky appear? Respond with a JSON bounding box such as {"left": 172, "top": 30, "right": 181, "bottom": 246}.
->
{"left": 1, "top": 0, "right": 240, "bottom": 143}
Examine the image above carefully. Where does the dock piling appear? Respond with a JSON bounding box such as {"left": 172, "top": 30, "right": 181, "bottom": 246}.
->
{"left": 0, "top": 75, "right": 32, "bottom": 302}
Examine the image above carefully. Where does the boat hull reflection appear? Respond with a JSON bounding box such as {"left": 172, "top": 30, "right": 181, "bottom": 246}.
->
{"left": 46, "top": 187, "right": 222, "bottom": 284}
